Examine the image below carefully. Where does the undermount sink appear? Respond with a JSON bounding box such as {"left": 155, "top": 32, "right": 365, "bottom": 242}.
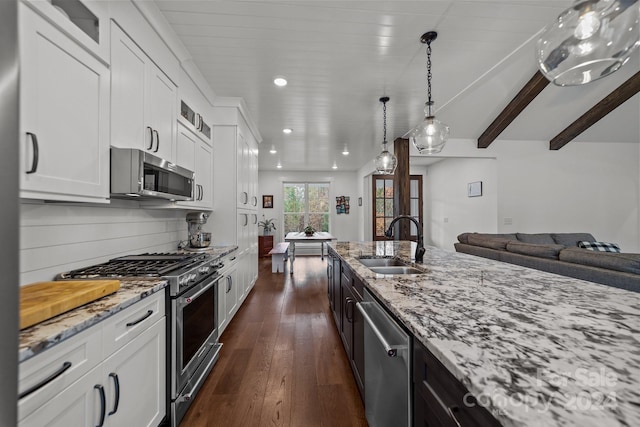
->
{"left": 369, "top": 266, "right": 426, "bottom": 275}
{"left": 358, "top": 257, "right": 427, "bottom": 275}
{"left": 358, "top": 257, "right": 408, "bottom": 268}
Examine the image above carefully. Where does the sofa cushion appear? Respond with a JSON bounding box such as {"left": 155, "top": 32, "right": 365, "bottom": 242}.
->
{"left": 551, "top": 233, "right": 596, "bottom": 247}
{"left": 458, "top": 233, "right": 517, "bottom": 244}
{"left": 577, "top": 241, "right": 621, "bottom": 253}
{"left": 506, "top": 241, "right": 565, "bottom": 259}
{"left": 516, "top": 233, "right": 556, "bottom": 244}
{"left": 560, "top": 247, "right": 640, "bottom": 274}
{"left": 457, "top": 233, "right": 472, "bottom": 244}
{"left": 467, "top": 234, "right": 513, "bottom": 250}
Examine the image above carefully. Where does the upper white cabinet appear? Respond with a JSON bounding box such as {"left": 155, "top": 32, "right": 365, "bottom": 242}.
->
{"left": 178, "top": 68, "right": 213, "bottom": 146}
{"left": 110, "top": 22, "right": 177, "bottom": 163}
{"left": 176, "top": 125, "right": 213, "bottom": 210}
{"left": 19, "top": 2, "right": 110, "bottom": 203}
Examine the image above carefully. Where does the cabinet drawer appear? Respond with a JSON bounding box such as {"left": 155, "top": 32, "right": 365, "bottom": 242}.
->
{"left": 413, "top": 339, "right": 501, "bottom": 427}
{"left": 19, "top": 326, "right": 102, "bottom": 421}
{"left": 102, "top": 291, "right": 165, "bottom": 356}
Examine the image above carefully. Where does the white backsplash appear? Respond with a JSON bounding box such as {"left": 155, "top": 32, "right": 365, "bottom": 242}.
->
{"left": 20, "top": 199, "right": 190, "bottom": 285}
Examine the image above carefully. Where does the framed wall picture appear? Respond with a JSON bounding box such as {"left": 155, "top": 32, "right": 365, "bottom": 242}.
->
{"left": 263, "top": 195, "right": 273, "bottom": 208}
{"left": 468, "top": 181, "right": 482, "bottom": 197}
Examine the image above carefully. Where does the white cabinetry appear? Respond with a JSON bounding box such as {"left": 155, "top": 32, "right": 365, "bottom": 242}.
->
{"left": 212, "top": 101, "right": 261, "bottom": 327}
{"left": 19, "top": 292, "right": 166, "bottom": 427}
{"left": 19, "top": 2, "right": 110, "bottom": 203}
{"left": 176, "top": 125, "right": 213, "bottom": 210}
{"left": 111, "top": 22, "right": 177, "bottom": 163}
{"left": 217, "top": 253, "right": 239, "bottom": 335}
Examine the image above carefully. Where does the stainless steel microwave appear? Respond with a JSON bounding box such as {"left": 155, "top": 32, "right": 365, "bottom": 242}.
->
{"left": 110, "top": 148, "right": 195, "bottom": 201}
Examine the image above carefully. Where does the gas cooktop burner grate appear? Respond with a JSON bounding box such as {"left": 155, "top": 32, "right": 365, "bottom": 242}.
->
{"left": 58, "top": 252, "right": 208, "bottom": 279}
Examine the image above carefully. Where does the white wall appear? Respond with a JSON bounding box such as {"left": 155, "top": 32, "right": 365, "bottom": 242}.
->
{"left": 425, "top": 158, "right": 498, "bottom": 249}
{"left": 424, "top": 140, "right": 640, "bottom": 252}
{"left": 257, "top": 170, "right": 361, "bottom": 250}
{"left": 20, "top": 200, "right": 190, "bottom": 285}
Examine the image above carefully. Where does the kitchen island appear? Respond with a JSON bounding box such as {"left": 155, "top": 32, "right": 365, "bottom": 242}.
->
{"left": 328, "top": 241, "right": 640, "bottom": 427}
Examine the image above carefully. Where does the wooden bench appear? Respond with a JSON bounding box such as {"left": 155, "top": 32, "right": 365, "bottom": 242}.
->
{"left": 268, "top": 242, "right": 290, "bottom": 273}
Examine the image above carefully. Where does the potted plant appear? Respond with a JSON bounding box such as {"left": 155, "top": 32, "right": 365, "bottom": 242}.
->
{"left": 303, "top": 224, "right": 316, "bottom": 236}
{"left": 258, "top": 216, "right": 276, "bottom": 235}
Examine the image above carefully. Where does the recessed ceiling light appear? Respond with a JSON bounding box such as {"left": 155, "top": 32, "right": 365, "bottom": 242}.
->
{"left": 269, "top": 146, "right": 277, "bottom": 154}
{"left": 273, "top": 76, "right": 287, "bottom": 87}
{"left": 332, "top": 162, "right": 338, "bottom": 169}
{"left": 342, "top": 149, "right": 349, "bottom": 156}
{"left": 282, "top": 128, "right": 292, "bottom": 134}
{"left": 276, "top": 162, "right": 282, "bottom": 169}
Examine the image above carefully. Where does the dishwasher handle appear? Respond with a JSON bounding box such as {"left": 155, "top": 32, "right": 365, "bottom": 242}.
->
{"left": 357, "top": 301, "right": 399, "bottom": 357}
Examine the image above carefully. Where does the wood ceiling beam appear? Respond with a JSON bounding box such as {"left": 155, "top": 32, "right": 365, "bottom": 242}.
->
{"left": 550, "top": 71, "right": 640, "bottom": 150}
{"left": 477, "top": 71, "right": 550, "bottom": 149}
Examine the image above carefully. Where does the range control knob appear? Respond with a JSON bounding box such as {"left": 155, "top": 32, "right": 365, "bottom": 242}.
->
{"left": 189, "top": 273, "right": 197, "bottom": 282}
{"left": 199, "top": 266, "right": 210, "bottom": 274}
{"left": 179, "top": 276, "right": 189, "bottom": 287}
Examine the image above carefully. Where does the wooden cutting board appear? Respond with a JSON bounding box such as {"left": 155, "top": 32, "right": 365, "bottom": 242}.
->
{"left": 20, "top": 280, "right": 121, "bottom": 330}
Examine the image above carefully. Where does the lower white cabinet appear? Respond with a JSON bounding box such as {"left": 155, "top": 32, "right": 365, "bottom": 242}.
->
{"left": 218, "top": 254, "right": 239, "bottom": 336}
{"left": 19, "top": 292, "right": 166, "bottom": 427}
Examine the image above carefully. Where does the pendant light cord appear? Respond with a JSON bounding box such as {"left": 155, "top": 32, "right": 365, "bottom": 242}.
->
{"left": 382, "top": 99, "right": 387, "bottom": 145}
{"left": 426, "top": 40, "right": 433, "bottom": 117}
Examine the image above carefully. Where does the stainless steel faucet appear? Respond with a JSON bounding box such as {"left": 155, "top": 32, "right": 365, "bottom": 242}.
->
{"left": 384, "top": 215, "right": 425, "bottom": 263}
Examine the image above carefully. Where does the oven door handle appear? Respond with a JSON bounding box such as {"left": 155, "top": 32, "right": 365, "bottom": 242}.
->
{"left": 180, "top": 279, "right": 217, "bottom": 304}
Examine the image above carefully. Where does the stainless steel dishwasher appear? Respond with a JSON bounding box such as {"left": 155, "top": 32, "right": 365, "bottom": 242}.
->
{"left": 356, "top": 288, "right": 411, "bottom": 427}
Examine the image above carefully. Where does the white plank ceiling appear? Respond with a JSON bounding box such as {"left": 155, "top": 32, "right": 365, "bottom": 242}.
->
{"left": 156, "top": 0, "right": 640, "bottom": 171}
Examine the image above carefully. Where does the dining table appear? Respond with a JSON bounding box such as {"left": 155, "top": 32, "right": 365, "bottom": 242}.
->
{"left": 284, "top": 232, "right": 337, "bottom": 274}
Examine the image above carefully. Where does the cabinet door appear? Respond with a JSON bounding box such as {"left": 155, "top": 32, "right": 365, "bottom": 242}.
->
{"left": 352, "top": 280, "right": 365, "bottom": 397}
{"left": 225, "top": 267, "right": 238, "bottom": 320}
{"left": 195, "top": 141, "right": 213, "bottom": 208}
{"left": 236, "top": 133, "right": 250, "bottom": 207}
{"left": 19, "top": 366, "right": 102, "bottom": 427}
{"left": 20, "top": 4, "right": 109, "bottom": 202}
{"left": 146, "top": 65, "right": 176, "bottom": 162}
{"left": 176, "top": 125, "right": 196, "bottom": 173}
{"left": 102, "top": 318, "right": 166, "bottom": 427}
{"left": 331, "top": 256, "right": 341, "bottom": 327}
{"left": 110, "top": 23, "right": 149, "bottom": 151}
{"left": 340, "top": 279, "right": 354, "bottom": 358}
{"left": 218, "top": 273, "right": 229, "bottom": 335}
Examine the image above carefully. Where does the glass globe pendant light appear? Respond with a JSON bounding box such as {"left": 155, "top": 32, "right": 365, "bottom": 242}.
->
{"left": 409, "top": 31, "right": 450, "bottom": 155}
{"left": 536, "top": 0, "right": 640, "bottom": 86}
{"left": 374, "top": 96, "right": 397, "bottom": 174}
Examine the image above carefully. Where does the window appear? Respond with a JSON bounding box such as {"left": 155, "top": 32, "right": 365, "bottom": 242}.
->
{"left": 372, "top": 175, "right": 423, "bottom": 241}
{"left": 283, "top": 182, "right": 330, "bottom": 234}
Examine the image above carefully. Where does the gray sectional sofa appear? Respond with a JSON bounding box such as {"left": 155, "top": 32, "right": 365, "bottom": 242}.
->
{"left": 454, "top": 232, "right": 640, "bottom": 293}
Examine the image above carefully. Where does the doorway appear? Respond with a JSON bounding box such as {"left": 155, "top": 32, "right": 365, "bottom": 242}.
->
{"left": 372, "top": 175, "right": 423, "bottom": 241}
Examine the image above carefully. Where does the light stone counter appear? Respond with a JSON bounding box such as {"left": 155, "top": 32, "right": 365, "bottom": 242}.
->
{"left": 19, "top": 279, "right": 167, "bottom": 363}
{"left": 328, "top": 241, "right": 640, "bottom": 427}
{"left": 19, "top": 245, "right": 238, "bottom": 363}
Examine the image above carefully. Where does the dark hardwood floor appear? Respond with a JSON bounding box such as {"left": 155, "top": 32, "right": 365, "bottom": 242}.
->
{"left": 180, "top": 256, "right": 368, "bottom": 427}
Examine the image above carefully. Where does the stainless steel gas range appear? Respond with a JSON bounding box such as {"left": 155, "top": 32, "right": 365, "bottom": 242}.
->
{"left": 58, "top": 252, "right": 224, "bottom": 426}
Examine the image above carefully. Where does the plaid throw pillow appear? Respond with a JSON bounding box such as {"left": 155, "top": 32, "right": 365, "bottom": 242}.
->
{"left": 578, "top": 241, "right": 621, "bottom": 253}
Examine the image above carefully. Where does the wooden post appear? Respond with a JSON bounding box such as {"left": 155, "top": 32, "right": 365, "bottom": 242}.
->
{"left": 393, "top": 137, "right": 411, "bottom": 240}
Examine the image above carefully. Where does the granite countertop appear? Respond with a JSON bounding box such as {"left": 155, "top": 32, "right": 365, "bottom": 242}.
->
{"left": 19, "top": 245, "right": 238, "bottom": 363}
{"left": 328, "top": 241, "right": 640, "bottom": 427}
{"left": 19, "top": 279, "right": 167, "bottom": 363}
